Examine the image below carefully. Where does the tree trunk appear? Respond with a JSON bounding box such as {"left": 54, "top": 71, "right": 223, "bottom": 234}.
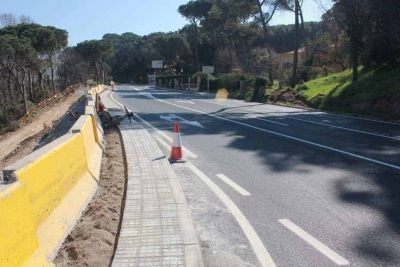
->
{"left": 291, "top": 0, "right": 300, "bottom": 88}
{"left": 193, "top": 22, "right": 200, "bottom": 71}
{"left": 256, "top": 0, "right": 279, "bottom": 84}
{"left": 38, "top": 72, "right": 46, "bottom": 99}
{"left": 93, "top": 61, "right": 100, "bottom": 84}
{"left": 7, "top": 72, "right": 13, "bottom": 103}
{"left": 50, "top": 59, "right": 56, "bottom": 94}
{"left": 99, "top": 61, "right": 106, "bottom": 84}
{"left": 28, "top": 69, "right": 33, "bottom": 102}
{"left": 299, "top": 3, "right": 308, "bottom": 50}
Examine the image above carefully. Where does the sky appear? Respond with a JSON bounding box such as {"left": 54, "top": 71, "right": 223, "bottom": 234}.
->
{"left": 2, "top": 0, "right": 323, "bottom": 46}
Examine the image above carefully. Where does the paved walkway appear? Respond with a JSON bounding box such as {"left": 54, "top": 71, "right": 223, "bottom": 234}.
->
{"left": 101, "top": 89, "right": 203, "bottom": 267}
{"left": 100, "top": 88, "right": 121, "bottom": 111}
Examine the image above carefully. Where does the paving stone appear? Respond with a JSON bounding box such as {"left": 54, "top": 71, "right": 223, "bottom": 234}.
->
{"left": 112, "top": 117, "right": 185, "bottom": 267}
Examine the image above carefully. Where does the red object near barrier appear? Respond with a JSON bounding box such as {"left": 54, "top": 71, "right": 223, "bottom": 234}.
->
{"left": 169, "top": 123, "right": 184, "bottom": 162}
{"left": 97, "top": 95, "right": 105, "bottom": 112}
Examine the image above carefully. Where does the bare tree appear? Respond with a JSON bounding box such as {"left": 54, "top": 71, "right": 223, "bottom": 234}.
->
{"left": 0, "top": 13, "right": 17, "bottom": 27}
{"left": 19, "top": 15, "right": 34, "bottom": 24}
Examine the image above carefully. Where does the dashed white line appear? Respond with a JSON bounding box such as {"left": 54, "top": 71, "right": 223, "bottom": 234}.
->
{"left": 216, "top": 174, "right": 251, "bottom": 196}
{"left": 287, "top": 116, "right": 400, "bottom": 141}
{"left": 200, "top": 99, "right": 400, "bottom": 140}
{"left": 187, "top": 163, "right": 276, "bottom": 267}
{"left": 148, "top": 96, "right": 400, "bottom": 171}
{"left": 279, "top": 219, "right": 349, "bottom": 266}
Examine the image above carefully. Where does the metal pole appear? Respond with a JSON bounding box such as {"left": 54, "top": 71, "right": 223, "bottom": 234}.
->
{"left": 207, "top": 75, "right": 209, "bottom": 93}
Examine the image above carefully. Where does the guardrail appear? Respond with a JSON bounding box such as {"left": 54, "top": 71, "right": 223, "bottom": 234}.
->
{"left": 0, "top": 84, "right": 105, "bottom": 267}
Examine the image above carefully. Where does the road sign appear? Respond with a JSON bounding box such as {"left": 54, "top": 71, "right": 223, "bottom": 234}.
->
{"left": 148, "top": 74, "right": 156, "bottom": 85}
{"left": 152, "top": 60, "right": 163, "bottom": 69}
{"left": 202, "top": 66, "right": 214, "bottom": 74}
{"left": 160, "top": 114, "right": 204, "bottom": 128}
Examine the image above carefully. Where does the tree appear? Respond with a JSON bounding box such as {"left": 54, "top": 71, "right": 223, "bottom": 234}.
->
{"left": 0, "top": 35, "right": 36, "bottom": 113}
{"left": 178, "top": 0, "right": 212, "bottom": 70}
{"left": 76, "top": 39, "right": 113, "bottom": 84}
{"left": 291, "top": 0, "right": 300, "bottom": 88}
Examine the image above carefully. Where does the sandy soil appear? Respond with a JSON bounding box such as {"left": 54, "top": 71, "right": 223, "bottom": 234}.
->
{"left": 54, "top": 121, "right": 126, "bottom": 267}
{"left": 0, "top": 88, "right": 88, "bottom": 162}
{"left": 0, "top": 91, "right": 87, "bottom": 170}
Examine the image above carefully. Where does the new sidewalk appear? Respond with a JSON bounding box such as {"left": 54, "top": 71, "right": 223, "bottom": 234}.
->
{"left": 100, "top": 89, "right": 203, "bottom": 267}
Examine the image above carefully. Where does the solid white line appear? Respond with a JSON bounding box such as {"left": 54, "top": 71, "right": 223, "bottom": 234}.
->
{"left": 216, "top": 174, "right": 251, "bottom": 196}
{"left": 287, "top": 116, "right": 400, "bottom": 141}
{"left": 111, "top": 89, "right": 198, "bottom": 159}
{"left": 255, "top": 117, "right": 288, "bottom": 127}
{"left": 317, "top": 111, "right": 400, "bottom": 126}
{"left": 150, "top": 97, "right": 400, "bottom": 171}
{"left": 201, "top": 95, "right": 400, "bottom": 127}
{"left": 187, "top": 163, "right": 276, "bottom": 267}
{"left": 133, "top": 113, "right": 198, "bottom": 159}
{"left": 279, "top": 219, "right": 349, "bottom": 265}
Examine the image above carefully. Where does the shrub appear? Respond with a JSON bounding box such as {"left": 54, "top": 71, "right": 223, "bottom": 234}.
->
{"left": 7, "top": 120, "right": 19, "bottom": 132}
{"left": 296, "top": 84, "right": 309, "bottom": 91}
{"left": 254, "top": 76, "right": 269, "bottom": 87}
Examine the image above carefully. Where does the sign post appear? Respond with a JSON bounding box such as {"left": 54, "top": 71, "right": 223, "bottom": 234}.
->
{"left": 202, "top": 66, "right": 214, "bottom": 93}
{"left": 152, "top": 60, "right": 163, "bottom": 86}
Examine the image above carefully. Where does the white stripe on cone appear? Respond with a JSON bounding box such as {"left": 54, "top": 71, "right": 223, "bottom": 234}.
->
{"left": 172, "top": 132, "right": 181, "bottom": 147}
{"left": 170, "top": 123, "right": 183, "bottom": 160}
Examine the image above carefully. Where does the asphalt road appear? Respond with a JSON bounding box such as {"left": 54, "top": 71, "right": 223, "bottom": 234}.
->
{"left": 113, "top": 85, "right": 400, "bottom": 267}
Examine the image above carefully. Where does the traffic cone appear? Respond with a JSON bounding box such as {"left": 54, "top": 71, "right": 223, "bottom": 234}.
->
{"left": 97, "top": 94, "right": 105, "bottom": 112}
{"left": 169, "top": 123, "right": 186, "bottom": 163}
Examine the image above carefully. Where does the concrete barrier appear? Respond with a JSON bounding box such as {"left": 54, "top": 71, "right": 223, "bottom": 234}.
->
{"left": 0, "top": 84, "right": 106, "bottom": 266}
{"left": 0, "top": 182, "right": 38, "bottom": 267}
{"left": 70, "top": 115, "right": 103, "bottom": 181}
{"left": 85, "top": 104, "right": 105, "bottom": 149}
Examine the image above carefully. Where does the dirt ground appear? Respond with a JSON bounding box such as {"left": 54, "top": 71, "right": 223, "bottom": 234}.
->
{"left": 0, "top": 89, "right": 87, "bottom": 170}
{"left": 54, "top": 121, "right": 126, "bottom": 267}
{"left": 0, "top": 87, "right": 88, "bottom": 162}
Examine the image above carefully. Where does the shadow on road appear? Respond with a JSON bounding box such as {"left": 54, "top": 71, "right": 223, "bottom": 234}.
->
{"left": 117, "top": 86, "right": 400, "bottom": 265}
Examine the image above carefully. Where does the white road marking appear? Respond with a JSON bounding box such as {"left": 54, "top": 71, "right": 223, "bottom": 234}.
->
{"left": 160, "top": 114, "right": 204, "bottom": 128}
{"left": 110, "top": 90, "right": 198, "bottom": 159}
{"left": 133, "top": 113, "right": 198, "bottom": 159}
{"left": 316, "top": 111, "right": 400, "bottom": 126}
{"left": 279, "top": 219, "right": 349, "bottom": 266}
{"left": 256, "top": 118, "right": 288, "bottom": 127}
{"left": 244, "top": 114, "right": 288, "bottom": 127}
{"left": 287, "top": 116, "right": 400, "bottom": 141}
{"left": 177, "top": 100, "right": 195, "bottom": 104}
{"left": 187, "top": 163, "right": 276, "bottom": 267}
{"left": 199, "top": 99, "right": 400, "bottom": 139}
{"left": 200, "top": 96, "right": 400, "bottom": 127}
{"left": 139, "top": 92, "right": 156, "bottom": 99}
{"left": 148, "top": 96, "right": 400, "bottom": 171}
{"left": 216, "top": 174, "right": 251, "bottom": 196}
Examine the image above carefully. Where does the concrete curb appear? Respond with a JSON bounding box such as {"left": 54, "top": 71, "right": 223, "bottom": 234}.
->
{"left": 161, "top": 156, "right": 204, "bottom": 267}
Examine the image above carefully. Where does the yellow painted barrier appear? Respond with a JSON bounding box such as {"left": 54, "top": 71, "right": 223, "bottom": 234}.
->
{"left": 71, "top": 115, "right": 103, "bottom": 181}
{"left": 84, "top": 105, "right": 105, "bottom": 149}
{"left": 0, "top": 183, "right": 38, "bottom": 267}
{"left": 15, "top": 134, "right": 88, "bottom": 229}
{"left": 0, "top": 86, "right": 106, "bottom": 266}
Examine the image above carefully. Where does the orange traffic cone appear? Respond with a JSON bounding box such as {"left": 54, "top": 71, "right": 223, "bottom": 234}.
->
{"left": 169, "top": 123, "right": 186, "bottom": 163}
{"left": 97, "top": 95, "right": 105, "bottom": 112}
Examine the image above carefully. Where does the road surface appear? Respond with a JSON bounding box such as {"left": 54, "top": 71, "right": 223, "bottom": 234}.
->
{"left": 113, "top": 85, "right": 400, "bottom": 267}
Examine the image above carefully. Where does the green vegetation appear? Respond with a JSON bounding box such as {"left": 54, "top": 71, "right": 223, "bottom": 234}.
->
{"left": 296, "top": 68, "right": 400, "bottom": 117}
